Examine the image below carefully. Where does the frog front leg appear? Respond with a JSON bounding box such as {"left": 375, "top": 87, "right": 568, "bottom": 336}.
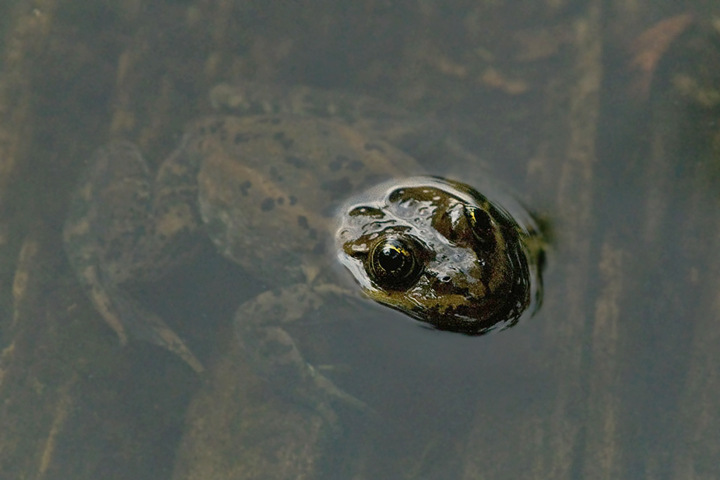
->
{"left": 234, "top": 283, "right": 371, "bottom": 422}
{"left": 64, "top": 141, "right": 204, "bottom": 371}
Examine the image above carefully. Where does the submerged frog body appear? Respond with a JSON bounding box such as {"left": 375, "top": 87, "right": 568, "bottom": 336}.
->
{"left": 64, "top": 83, "right": 543, "bottom": 414}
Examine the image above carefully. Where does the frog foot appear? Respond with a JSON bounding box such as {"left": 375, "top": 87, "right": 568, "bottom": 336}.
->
{"left": 64, "top": 141, "right": 203, "bottom": 372}
{"left": 88, "top": 278, "right": 204, "bottom": 372}
{"left": 234, "top": 285, "right": 372, "bottom": 419}
{"left": 307, "top": 363, "right": 376, "bottom": 416}
{"left": 114, "top": 293, "right": 204, "bottom": 372}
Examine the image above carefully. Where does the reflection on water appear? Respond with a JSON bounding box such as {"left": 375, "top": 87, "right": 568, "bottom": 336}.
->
{"left": 1, "top": 1, "right": 720, "bottom": 479}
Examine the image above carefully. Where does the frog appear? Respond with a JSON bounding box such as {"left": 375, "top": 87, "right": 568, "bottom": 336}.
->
{"left": 63, "top": 82, "right": 543, "bottom": 416}
{"left": 336, "top": 176, "right": 541, "bottom": 335}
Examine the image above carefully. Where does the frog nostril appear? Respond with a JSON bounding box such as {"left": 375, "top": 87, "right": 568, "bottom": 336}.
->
{"left": 432, "top": 274, "right": 461, "bottom": 295}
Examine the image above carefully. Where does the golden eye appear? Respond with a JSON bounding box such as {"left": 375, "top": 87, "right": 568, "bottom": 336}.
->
{"left": 368, "top": 237, "right": 423, "bottom": 290}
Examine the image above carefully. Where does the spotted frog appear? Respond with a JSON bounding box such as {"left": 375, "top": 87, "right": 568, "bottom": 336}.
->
{"left": 337, "top": 176, "right": 541, "bottom": 335}
{"left": 64, "top": 83, "right": 543, "bottom": 412}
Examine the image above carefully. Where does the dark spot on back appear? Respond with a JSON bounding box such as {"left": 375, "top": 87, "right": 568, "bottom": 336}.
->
{"left": 261, "top": 198, "right": 275, "bottom": 211}
{"left": 297, "top": 215, "right": 309, "bottom": 229}
{"left": 289, "top": 196, "right": 298, "bottom": 206}
{"left": 277, "top": 197, "right": 285, "bottom": 205}
{"left": 285, "top": 155, "right": 307, "bottom": 168}
{"left": 273, "top": 132, "right": 294, "bottom": 150}
{"left": 239, "top": 180, "right": 252, "bottom": 196}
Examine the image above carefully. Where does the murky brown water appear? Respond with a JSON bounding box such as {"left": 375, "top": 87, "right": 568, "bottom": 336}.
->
{"left": 1, "top": 1, "right": 719, "bottom": 479}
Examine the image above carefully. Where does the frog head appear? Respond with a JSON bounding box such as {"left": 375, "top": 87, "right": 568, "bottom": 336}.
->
{"left": 336, "top": 176, "right": 537, "bottom": 334}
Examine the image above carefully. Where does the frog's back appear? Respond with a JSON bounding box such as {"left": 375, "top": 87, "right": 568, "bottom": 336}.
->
{"left": 186, "top": 114, "right": 422, "bottom": 283}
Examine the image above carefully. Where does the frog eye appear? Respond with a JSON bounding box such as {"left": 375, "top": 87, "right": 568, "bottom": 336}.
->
{"left": 368, "top": 237, "right": 423, "bottom": 290}
{"left": 465, "top": 206, "right": 496, "bottom": 249}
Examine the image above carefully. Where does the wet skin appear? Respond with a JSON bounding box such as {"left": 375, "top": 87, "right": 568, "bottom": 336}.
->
{"left": 337, "top": 176, "right": 537, "bottom": 335}
{"left": 64, "top": 84, "right": 543, "bottom": 416}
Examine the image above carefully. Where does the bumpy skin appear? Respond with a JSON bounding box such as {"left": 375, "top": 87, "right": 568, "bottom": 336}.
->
{"left": 63, "top": 83, "right": 542, "bottom": 416}
{"left": 64, "top": 111, "right": 421, "bottom": 412}
{"left": 336, "top": 177, "right": 537, "bottom": 335}
{"left": 63, "top": 141, "right": 205, "bottom": 372}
